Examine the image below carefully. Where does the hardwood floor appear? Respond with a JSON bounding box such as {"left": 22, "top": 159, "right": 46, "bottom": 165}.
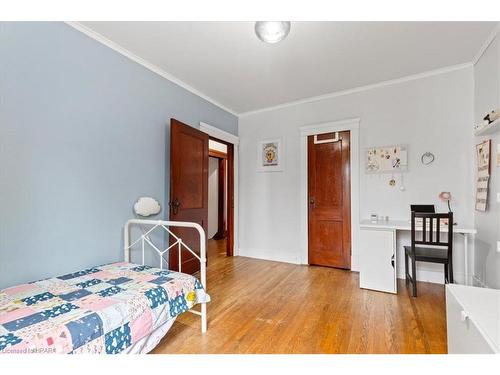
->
{"left": 151, "top": 239, "right": 447, "bottom": 354}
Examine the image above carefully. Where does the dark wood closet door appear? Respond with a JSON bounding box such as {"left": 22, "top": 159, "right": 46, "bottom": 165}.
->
{"left": 308, "top": 131, "right": 351, "bottom": 269}
{"left": 169, "top": 119, "right": 208, "bottom": 274}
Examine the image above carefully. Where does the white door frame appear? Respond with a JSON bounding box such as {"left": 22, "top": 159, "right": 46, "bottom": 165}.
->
{"left": 199, "top": 122, "right": 240, "bottom": 256}
{"left": 299, "top": 118, "right": 360, "bottom": 271}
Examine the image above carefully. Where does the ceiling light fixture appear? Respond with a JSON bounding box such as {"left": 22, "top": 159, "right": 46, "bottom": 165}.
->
{"left": 254, "top": 21, "right": 291, "bottom": 44}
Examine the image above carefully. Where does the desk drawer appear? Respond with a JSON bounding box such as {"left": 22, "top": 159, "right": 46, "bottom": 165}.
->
{"left": 446, "top": 288, "right": 495, "bottom": 354}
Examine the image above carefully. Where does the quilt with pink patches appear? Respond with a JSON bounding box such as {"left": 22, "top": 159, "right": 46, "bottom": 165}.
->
{"left": 0, "top": 262, "right": 208, "bottom": 354}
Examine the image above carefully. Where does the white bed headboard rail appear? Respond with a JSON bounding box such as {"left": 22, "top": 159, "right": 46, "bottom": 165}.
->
{"left": 124, "top": 219, "right": 206, "bottom": 285}
{"left": 124, "top": 219, "right": 208, "bottom": 333}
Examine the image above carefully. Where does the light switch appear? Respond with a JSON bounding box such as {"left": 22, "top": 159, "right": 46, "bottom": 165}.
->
{"left": 497, "top": 241, "right": 500, "bottom": 253}
{"left": 497, "top": 192, "right": 500, "bottom": 203}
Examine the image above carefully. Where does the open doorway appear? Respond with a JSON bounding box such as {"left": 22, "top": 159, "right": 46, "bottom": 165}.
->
{"left": 208, "top": 138, "right": 234, "bottom": 259}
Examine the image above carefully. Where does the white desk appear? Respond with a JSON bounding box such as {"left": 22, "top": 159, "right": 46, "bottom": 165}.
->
{"left": 360, "top": 219, "right": 477, "bottom": 235}
{"left": 359, "top": 219, "right": 477, "bottom": 292}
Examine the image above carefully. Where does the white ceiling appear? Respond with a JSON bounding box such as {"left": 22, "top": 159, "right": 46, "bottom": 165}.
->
{"left": 80, "top": 21, "right": 496, "bottom": 115}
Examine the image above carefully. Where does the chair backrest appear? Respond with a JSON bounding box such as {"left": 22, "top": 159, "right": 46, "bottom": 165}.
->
{"left": 410, "top": 211, "right": 453, "bottom": 253}
{"left": 410, "top": 204, "right": 435, "bottom": 213}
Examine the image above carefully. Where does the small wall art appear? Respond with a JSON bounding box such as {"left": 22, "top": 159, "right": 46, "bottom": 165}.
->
{"left": 420, "top": 152, "right": 435, "bottom": 165}
{"left": 475, "top": 139, "right": 491, "bottom": 212}
{"left": 475, "top": 176, "right": 489, "bottom": 211}
{"left": 257, "top": 138, "right": 283, "bottom": 172}
{"left": 366, "top": 144, "right": 408, "bottom": 173}
{"left": 476, "top": 139, "right": 491, "bottom": 176}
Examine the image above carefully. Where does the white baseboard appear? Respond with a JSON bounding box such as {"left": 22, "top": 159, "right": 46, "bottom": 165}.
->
{"left": 238, "top": 248, "right": 301, "bottom": 265}
{"left": 237, "top": 248, "right": 464, "bottom": 285}
{"left": 472, "top": 275, "right": 487, "bottom": 288}
{"left": 397, "top": 269, "right": 444, "bottom": 284}
{"left": 238, "top": 248, "right": 361, "bottom": 272}
{"left": 397, "top": 270, "right": 466, "bottom": 285}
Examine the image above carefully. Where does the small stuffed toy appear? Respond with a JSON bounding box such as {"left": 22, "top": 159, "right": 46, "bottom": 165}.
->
{"left": 483, "top": 110, "right": 500, "bottom": 124}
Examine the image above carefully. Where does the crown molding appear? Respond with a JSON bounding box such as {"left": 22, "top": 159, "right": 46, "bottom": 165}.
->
{"left": 472, "top": 22, "right": 500, "bottom": 66}
{"left": 239, "top": 62, "right": 472, "bottom": 117}
{"left": 65, "top": 22, "right": 238, "bottom": 117}
{"left": 66, "top": 21, "right": 488, "bottom": 119}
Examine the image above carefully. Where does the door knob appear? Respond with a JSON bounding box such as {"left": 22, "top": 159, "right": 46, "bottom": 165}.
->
{"left": 169, "top": 198, "right": 181, "bottom": 215}
{"left": 309, "top": 197, "right": 315, "bottom": 205}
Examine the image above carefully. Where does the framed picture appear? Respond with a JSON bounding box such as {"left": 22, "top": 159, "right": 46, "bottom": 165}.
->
{"left": 257, "top": 138, "right": 283, "bottom": 172}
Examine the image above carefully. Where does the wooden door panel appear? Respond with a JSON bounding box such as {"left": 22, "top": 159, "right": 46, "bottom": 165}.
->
{"left": 309, "top": 220, "right": 344, "bottom": 265}
{"left": 171, "top": 226, "right": 203, "bottom": 273}
{"left": 312, "top": 220, "right": 343, "bottom": 252}
{"left": 313, "top": 208, "right": 343, "bottom": 220}
{"left": 176, "top": 133, "right": 205, "bottom": 209}
{"left": 313, "top": 143, "right": 342, "bottom": 208}
{"left": 169, "top": 119, "right": 208, "bottom": 274}
{"left": 308, "top": 131, "right": 351, "bottom": 269}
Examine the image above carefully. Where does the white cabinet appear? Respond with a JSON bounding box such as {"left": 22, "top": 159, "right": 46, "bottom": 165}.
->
{"left": 446, "top": 284, "right": 499, "bottom": 354}
{"left": 359, "top": 228, "right": 397, "bottom": 294}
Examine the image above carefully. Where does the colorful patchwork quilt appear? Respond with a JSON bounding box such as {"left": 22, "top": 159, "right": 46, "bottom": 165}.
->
{"left": 0, "top": 262, "right": 209, "bottom": 354}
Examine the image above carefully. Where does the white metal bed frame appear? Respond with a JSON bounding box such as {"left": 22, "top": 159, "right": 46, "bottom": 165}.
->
{"left": 124, "top": 219, "right": 207, "bottom": 333}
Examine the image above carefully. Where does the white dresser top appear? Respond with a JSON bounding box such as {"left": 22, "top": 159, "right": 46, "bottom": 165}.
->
{"left": 447, "top": 284, "right": 500, "bottom": 353}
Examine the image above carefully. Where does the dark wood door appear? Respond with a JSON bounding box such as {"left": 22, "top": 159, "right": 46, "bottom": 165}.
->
{"left": 226, "top": 142, "right": 234, "bottom": 256}
{"left": 169, "top": 119, "right": 208, "bottom": 274}
{"left": 308, "top": 131, "right": 351, "bottom": 269}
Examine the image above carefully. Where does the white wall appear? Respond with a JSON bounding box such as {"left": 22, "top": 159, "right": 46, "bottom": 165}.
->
{"left": 473, "top": 31, "right": 500, "bottom": 289}
{"left": 239, "top": 67, "right": 475, "bottom": 284}
{"left": 208, "top": 157, "right": 219, "bottom": 239}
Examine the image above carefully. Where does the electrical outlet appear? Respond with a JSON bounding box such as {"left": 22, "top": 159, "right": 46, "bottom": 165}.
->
{"left": 497, "top": 192, "right": 500, "bottom": 203}
{"left": 497, "top": 241, "right": 500, "bottom": 253}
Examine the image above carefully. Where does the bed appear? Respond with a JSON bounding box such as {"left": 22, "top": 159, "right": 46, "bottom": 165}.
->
{"left": 0, "top": 219, "right": 209, "bottom": 354}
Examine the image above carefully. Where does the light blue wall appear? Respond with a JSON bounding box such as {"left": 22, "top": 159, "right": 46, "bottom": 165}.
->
{"left": 0, "top": 22, "right": 238, "bottom": 289}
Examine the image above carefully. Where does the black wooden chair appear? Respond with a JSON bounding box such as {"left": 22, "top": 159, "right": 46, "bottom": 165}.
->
{"left": 410, "top": 204, "right": 435, "bottom": 213}
{"left": 404, "top": 211, "right": 453, "bottom": 297}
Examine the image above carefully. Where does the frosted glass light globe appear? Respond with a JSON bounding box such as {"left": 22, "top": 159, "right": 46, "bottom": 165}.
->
{"left": 255, "top": 21, "right": 291, "bottom": 44}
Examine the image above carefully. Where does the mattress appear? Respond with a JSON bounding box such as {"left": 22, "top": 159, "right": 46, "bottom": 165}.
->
{"left": 0, "top": 262, "right": 209, "bottom": 354}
